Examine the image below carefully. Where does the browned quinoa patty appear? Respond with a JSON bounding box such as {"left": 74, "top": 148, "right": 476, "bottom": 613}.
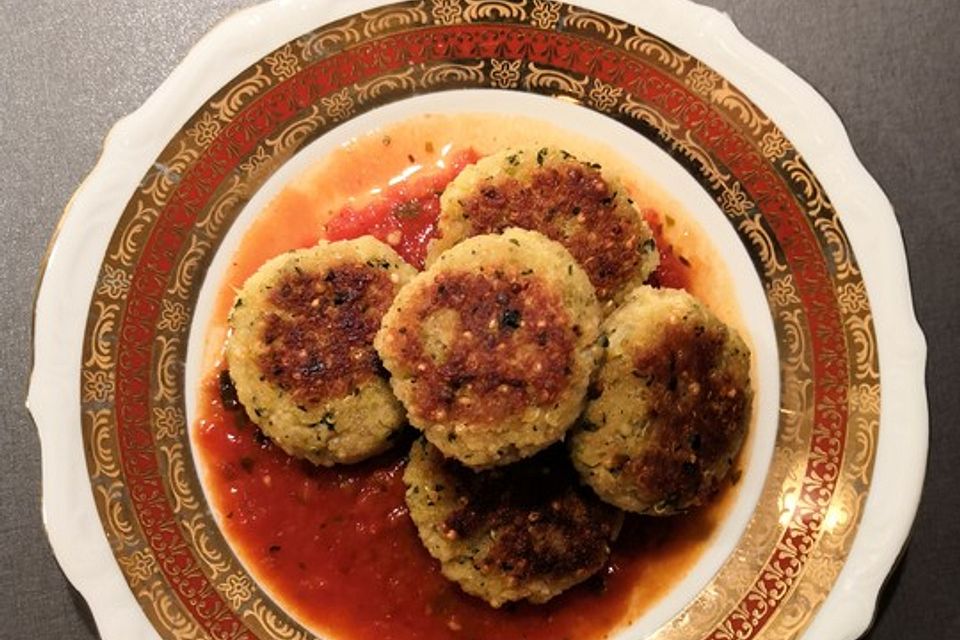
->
{"left": 226, "top": 237, "right": 416, "bottom": 466}
{"left": 427, "top": 147, "right": 659, "bottom": 311}
{"left": 569, "top": 286, "right": 752, "bottom": 515}
{"left": 376, "top": 229, "right": 601, "bottom": 469}
{"left": 404, "top": 438, "right": 623, "bottom": 607}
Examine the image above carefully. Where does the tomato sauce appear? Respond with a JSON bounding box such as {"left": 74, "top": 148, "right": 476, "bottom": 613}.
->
{"left": 644, "top": 211, "right": 692, "bottom": 292}
{"left": 324, "top": 149, "right": 479, "bottom": 269}
{"left": 196, "top": 386, "right": 729, "bottom": 640}
{"left": 194, "top": 116, "right": 736, "bottom": 640}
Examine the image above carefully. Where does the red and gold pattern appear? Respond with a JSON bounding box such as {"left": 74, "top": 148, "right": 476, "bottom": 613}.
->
{"left": 79, "top": 1, "right": 879, "bottom": 638}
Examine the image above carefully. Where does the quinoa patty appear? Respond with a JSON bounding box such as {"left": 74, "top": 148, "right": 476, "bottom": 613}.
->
{"left": 427, "top": 147, "right": 658, "bottom": 311}
{"left": 376, "top": 228, "right": 601, "bottom": 468}
{"left": 226, "top": 236, "right": 416, "bottom": 466}
{"left": 404, "top": 438, "right": 623, "bottom": 607}
{"left": 569, "top": 286, "right": 752, "bottom": 514}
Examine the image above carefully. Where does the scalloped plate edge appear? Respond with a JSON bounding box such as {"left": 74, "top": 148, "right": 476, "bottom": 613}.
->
{"left": 27, "top": 1, "right": 927, "bottom": 638}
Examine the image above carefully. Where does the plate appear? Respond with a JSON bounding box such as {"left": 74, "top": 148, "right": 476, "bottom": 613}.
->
{"left": 28, "top": 1, "right": 927, "bottom": 639}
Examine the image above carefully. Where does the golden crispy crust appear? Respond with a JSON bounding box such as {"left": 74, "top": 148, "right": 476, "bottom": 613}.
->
{"left": 441, "top": 453, "right": 618, "bottom": 583}
{"left": 431, "top": 148, "right": 658, "bottom": 309}
{"left": 621, "top": 321, "right": 749, "bottom": 506}
{"left": 404, "top": 439, "right": 622, "bottom": 606}
{"left": 258, "top": 264, "right": 395, "bottom": 405}
{"left": 376, "top": 229, "right": 602, "bottom": 469}
{"left": 569, "top": 286, "right": 751, "bottom": 514}
{"left": 385, "top": 270, "right": 575, "bottom": 425}
{"left": 227, "top": 237, "right": 416, "bottom": 466}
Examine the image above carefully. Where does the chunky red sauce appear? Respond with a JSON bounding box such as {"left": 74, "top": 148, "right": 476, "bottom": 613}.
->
{"left": 197, "top": 391, "right": 729, "bottom": 640}
{"left": 196, "top": 147, "right": 728, "bottom": 640}
{"left": 644, "top": 211, "right": 691, "bottom": 291}
{"left": 325, "top": 149, "right": 479, "bottom": 269}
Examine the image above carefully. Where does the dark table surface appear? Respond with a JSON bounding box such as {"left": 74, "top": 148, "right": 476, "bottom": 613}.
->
{"left": 1, "top": 1, "right": 957, "bottom": 638}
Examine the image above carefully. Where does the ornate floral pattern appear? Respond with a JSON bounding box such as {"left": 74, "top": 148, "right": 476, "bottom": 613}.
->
{"left": 321, "top": 87, "right": 355, "bottom": 121}
{"left": 157, "top": 300, "right": 188, "bottom": 332}
{"left": 221, "top": 574, "right": 254, "bottom": 609}
{"left": 264, "top": 45, "right": 300, "bottom": 80}
{"left": 686, "top": 63, "right": 721, "bottom": 97}
{"left": 588, "top": 78, "right": 623, "bottom": 112}
{"left": 186, "top": 111, "right": 222, "bottom": 147}
{"left": 767, "top": 275, "right": 802, "bottom": 308}
{"left": 760, "top": 130, "right": 790, "bottom": 161}
{"left": 118, "top": 550, "right": 159, "bottom": 587}
{"left": 82, "top": 369, "right": 114, "bottom": 403}
{"left": 838, "top": 281, "right": 869, "bottom": 314}
{"left": 720, "top": 182, "right": 755, "bottom": 217}
{"left": 96, "top": 264, "right": 130, "bottom": 300}
{"left": 431, "top": 0, "right": 463, "bottom": 24}
{"left": 490, "top": 58, "right": 522, "bottom": 88}
{"left": 152, "top": 406, "right": 185, "bottom": 440}
{"left": 851, "top": 383, "right": 881, "bottom": 415}
{"left": 531, "top": 0, "right": 562, "bottom": 29}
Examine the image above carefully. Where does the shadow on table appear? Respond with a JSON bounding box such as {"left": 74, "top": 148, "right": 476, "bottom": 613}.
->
{"left": 67, "top": 581, "right": 99, "bottom": 639}
{"left": 856, "top": 549, "right": 908, "bottom": 639}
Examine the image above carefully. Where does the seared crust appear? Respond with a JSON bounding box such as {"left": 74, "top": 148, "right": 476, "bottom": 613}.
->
{"left": 428, "top": 147, "right": 658, "bottom": 311}
{"left": 383, "top": 271, "right": 575, "bottom": 425}
{"left": 376, "top": 229, "right": 601, "bottom": 469}
{"left": 227, "top": 237, "right": 416, "bottom": 466}
{"left": 404, "top": 438, "right": 623, "bottom": 607}
{"left": 258, "top": 263, "right": 395, "bottom": 404}
{"left": 569, "top": 286, "right": 752, "bottom": 514}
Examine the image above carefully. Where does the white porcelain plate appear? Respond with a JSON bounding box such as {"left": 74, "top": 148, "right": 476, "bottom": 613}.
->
{"left": 28, "top": 1, "right": 927, "bottom": 639}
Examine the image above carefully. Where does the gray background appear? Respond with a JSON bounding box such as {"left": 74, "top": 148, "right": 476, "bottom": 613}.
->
{"left": 1, "top": 0, "right": 957, "bottom": 637}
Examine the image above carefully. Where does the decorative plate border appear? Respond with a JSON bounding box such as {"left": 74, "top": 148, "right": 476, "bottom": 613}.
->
{"left": 30, "top": 1, "right": 926, "bottom": 639}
